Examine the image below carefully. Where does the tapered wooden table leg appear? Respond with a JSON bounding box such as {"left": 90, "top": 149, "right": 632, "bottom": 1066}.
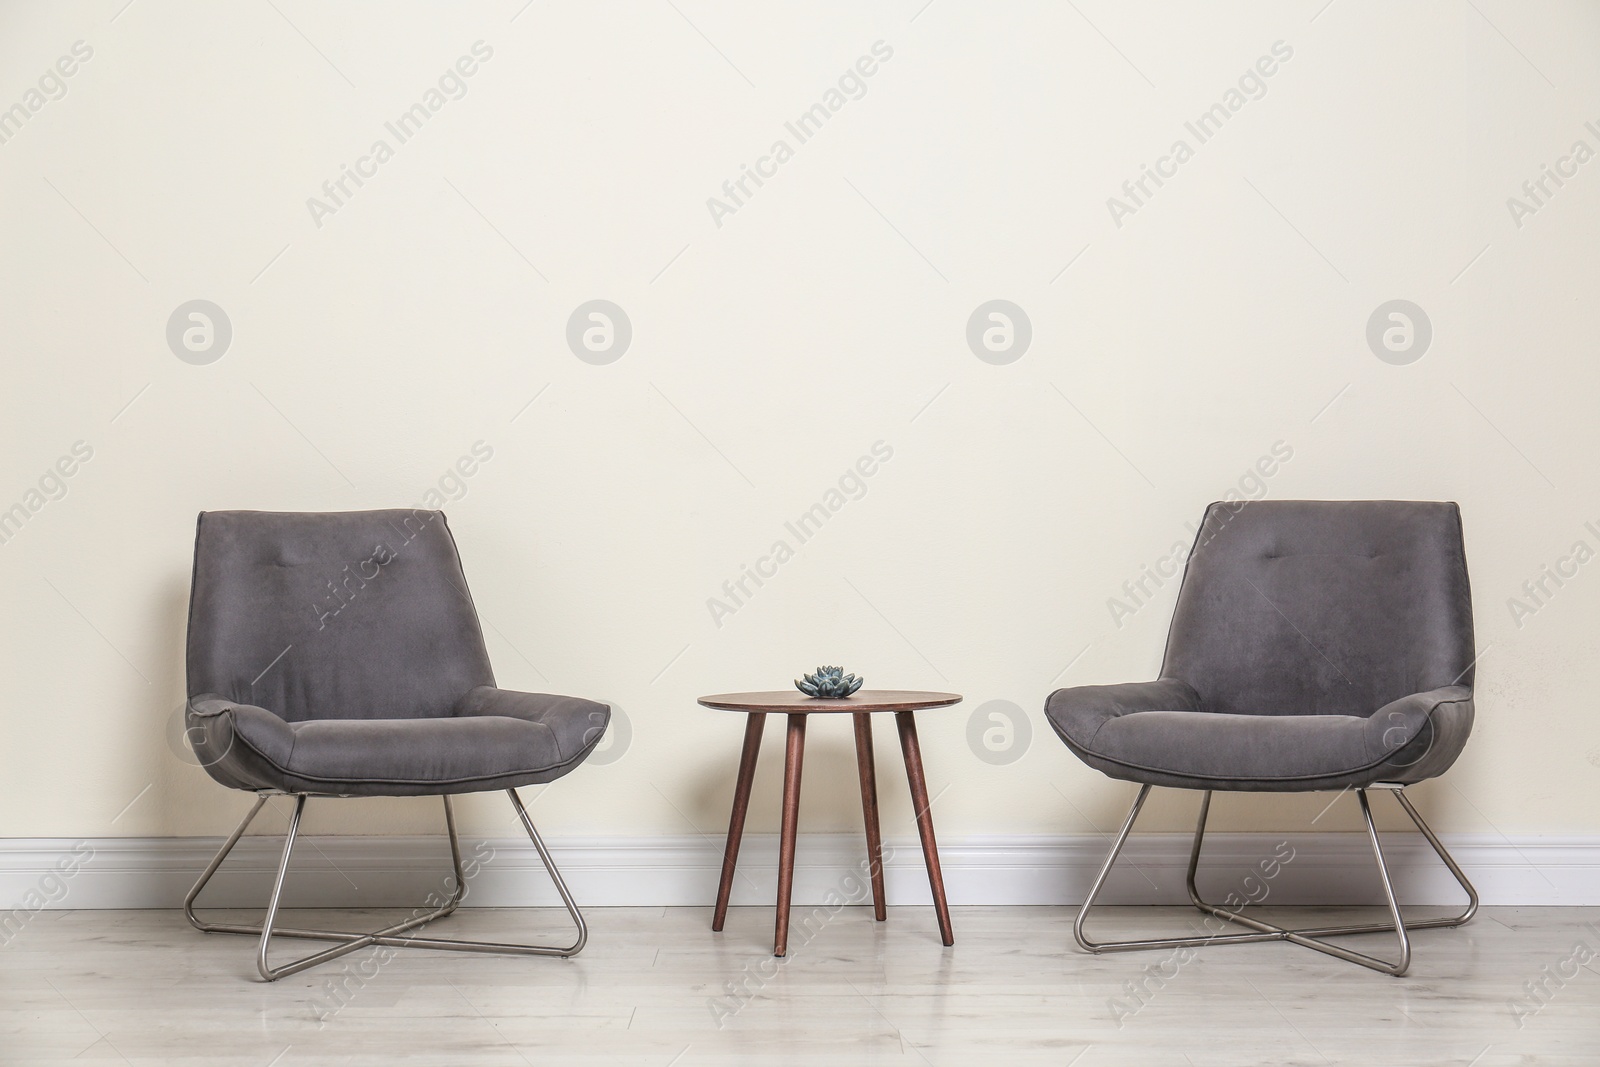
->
{"left": 896, "top": 711, "right": 954, "bottom": 946}
{"left": 712, "top": 712, "right": 765, "bottom": 932}
{"left": 700, "top": 689, "right": 961, "bottom": 957}
{"left": 774, "top": 713, "right": 807, "bottom": 956}
{"left": 852, "top": 713, "right": 887, "bottom": 921}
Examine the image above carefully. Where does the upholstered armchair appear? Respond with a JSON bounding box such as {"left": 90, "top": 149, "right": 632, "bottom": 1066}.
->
{"left": 1046, "top": 500, "right": 1478, "bottom": 975}
{"left": 182, "top": 509, "right": 609, "bottom": 980}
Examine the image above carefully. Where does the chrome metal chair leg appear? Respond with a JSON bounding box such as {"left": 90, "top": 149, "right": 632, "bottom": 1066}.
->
{"left": 1353, "top": 788, "right": 1411, "bottom": 975}
{"left": 1077, "top": 785, "right": 1282, "bottom": 955}
{"left": 185, "top": 788, "right": 588, "bottom": 981}
{"left": 1073, "top": 784, "right": 1479, "bottom": 976}
{"left": 506, "top": 787, "right": 588, "bottom": 956}
{"left": 184, "top": 794, "right": 269, "bottom": 933}
{"left": 1393, "top": 788, "right": 1479, "bottom": 926}
{"left": 1074, "top": 784, "right": 1162, "bottom": 952}
{"left": 1183, "top": 789, "right": 1413, "bottom": 973}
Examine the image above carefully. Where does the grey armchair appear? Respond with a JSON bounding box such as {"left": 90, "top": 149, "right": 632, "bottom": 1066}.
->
{"left": 182, "top": 509, "right": 609, "bottom": 980}
{"left": 1046, "top": 500, "right": 1478, "bottom": 975}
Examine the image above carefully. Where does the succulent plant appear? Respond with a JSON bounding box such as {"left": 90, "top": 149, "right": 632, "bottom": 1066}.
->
{"left": 795, "top": 665, "right": 864, "bottom": 699}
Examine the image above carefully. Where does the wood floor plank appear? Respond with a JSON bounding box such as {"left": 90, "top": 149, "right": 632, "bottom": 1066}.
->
{"left": 1, "top": 906, "right": 1596, "bottom": 1065}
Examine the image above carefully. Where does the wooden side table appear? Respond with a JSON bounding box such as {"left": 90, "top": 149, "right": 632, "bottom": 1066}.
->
{"left": 698, "top": 690, "right": 962, "bottom": 956}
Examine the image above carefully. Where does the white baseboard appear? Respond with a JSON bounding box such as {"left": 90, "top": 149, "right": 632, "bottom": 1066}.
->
{"left": 4, "top": 831, "right": 1598, "bottom": 914}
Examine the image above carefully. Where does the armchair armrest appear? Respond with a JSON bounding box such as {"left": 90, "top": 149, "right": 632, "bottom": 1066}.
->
{"left": 1362, "top": 685, "right": 1474, "bottom": 778}
{"left": 185, "top": 694, "right": 295, "bottom": 787}
{"left": 453, "top": 686, "right": 610, "bottom": 762}
{"left": 1045, "top": 678, "right": 1203, "bottom": 751}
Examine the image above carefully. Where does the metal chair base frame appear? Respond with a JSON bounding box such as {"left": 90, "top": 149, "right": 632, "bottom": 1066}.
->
{"left": 1074, "top": 783, "right": 1479, "bottom": 976}
{"left": 185, "top": 787, "right": 587, "bottom": 981}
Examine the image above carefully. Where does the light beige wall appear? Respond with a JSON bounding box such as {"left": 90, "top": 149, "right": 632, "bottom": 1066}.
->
{"left": 1, "top": 1, "right": 1597, "bottom": 844}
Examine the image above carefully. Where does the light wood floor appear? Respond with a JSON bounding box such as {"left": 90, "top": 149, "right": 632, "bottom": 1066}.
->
{"left": 3, "top": 905, "right": 1597, "bottom": 1065}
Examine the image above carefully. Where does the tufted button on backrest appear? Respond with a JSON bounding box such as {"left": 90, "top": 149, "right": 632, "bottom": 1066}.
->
{"left": 1161, "top": 500, "right": 1474, "bottom": 717}
{"left": 186, "top": 510, "right": 496, "bottom": 722}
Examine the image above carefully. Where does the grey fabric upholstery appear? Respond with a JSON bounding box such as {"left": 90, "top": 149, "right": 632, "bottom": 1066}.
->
{"left": 185, "top": 510, "right": 608, "bottom": 797}
{"left": 1046, "top": 500, "right": 1475, "bottom": 792}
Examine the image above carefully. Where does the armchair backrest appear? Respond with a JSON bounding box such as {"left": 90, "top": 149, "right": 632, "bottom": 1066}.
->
{"left": 186, "top": 510, "right": 495, "bottom": 722}
{"left": 1161, "top": 500, "right": 1474, "bottom": 717}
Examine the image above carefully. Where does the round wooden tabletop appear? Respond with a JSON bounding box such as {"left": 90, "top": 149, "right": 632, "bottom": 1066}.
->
{"left": 697, "top": 690, "right": 963, "bottom": 713}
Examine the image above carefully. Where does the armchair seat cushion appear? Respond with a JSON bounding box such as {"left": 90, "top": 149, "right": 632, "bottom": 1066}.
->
{"left": 1046, "top": 682, "right": 1472, "bottom": 793}
{"left": 189, "top": 688, "right": 609, "bottom": 797}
